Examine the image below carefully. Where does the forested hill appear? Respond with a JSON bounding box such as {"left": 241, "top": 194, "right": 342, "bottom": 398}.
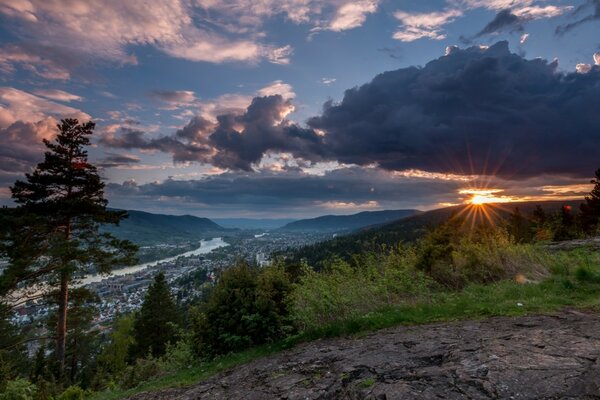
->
{"left": 289, "top": 200, "right": 583, "bottom": 268}
{"left": 104, "top": 209, "right": 229, "bottom": 244}
{"left": 279, "top": 209, "right": 421, "bottom": 232}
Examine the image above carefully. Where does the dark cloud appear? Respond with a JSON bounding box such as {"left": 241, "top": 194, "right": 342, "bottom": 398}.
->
{"left": 476, "top": 9, "right": 523, "bottom": 37}
{"left": 556, "top": 0, "right": 600, "bottom": 35}
{"left": 102, "top": 96, "right": 325, "bottom": 170}
{"left": 149, "top": 90, "right": 196, "bottom": 107}
{"left": 0, "top": 121, "right": 47, "bottom": 173}
{"left": 106, "top": 167, "right": 464, "bottom": 217}
{"left": 101, "top": 42, "right": 600, "bottom": 180}
{"left": 104, "top": 167, "right": 592, "bottom": 217}
{"left": 97, "top": 153, "right": 141, "bottom": 168}
{"left": 307, "top": 41, "right": 600, "bottom": 179}
{"left": 377, "top": 46, "right": 403, "bottom": 60}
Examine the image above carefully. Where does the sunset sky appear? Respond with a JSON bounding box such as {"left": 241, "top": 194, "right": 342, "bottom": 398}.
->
{"left": 0, "top": 0, "right": 599, "bottom": 217}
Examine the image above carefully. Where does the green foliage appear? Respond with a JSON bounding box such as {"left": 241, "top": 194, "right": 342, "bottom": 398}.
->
{"left": 94, "top": 315, "right": 135, "bottom": 389}
{"left": 117, "top": 357, "right": 163, "bottom": 390}
{"left": 414, "top": 219, "right": 550, "bottom": 289}
{"left": 56, "top": 386, "right": 90, "bottom": 400}
{"left": 506, "top": 207, "right": 533, "bottom": 243}
{"left": 130, "top": 273, "right": 180, "bottom": 360}
{"left": 0, "top": 119, "right": 137, "bottom": 379}
{"left": 159, "top": 337, "right": 195, "bottom": 372}
{"left": 0, "top": 379, "right": 37, "bottom": 400}
{"left": 290, "top": 246, "right": 431, "bottom": 330}
{"left": 580, "top": 168, "right": 600, "bottom": 234}
{"left": 0, "top": 303, "right": 26, "bottom": 389}
{"left": 46, "top": 288, "right": 100, "bottom": 386}
{"left": 552, "top": 205, "right": 580, "bottom": 241}
{"left": 192, "top": 261, "right": 292, "bottom": 357}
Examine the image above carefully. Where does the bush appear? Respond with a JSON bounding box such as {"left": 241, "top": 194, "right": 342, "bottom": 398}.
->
{"left": 0, "top": 378, "right": 37, "bottom": 400}
{"left": 416, "top": 221, "right": 549, "bottom": 289}
{"left": 55, "top": 386, "right": 90, "bottom": 400}
{"left": 192, "top": 261, "right": 293, "bottom": 357}
{"left": 290, "top": 246, "right": 432, "bottom": 330}
{"left": 117, "top": 356, "right": 164, "bottom": 390}
{"left": 160, "top": 337, "right": 195, "bottom": 372}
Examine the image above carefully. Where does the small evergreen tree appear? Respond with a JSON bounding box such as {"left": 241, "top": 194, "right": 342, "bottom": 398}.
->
{"left": 0, "top": 119, "right": 137, "bottom": 380}
{"left": 580, "top": 168, "right": 600, "bottom": 234}
{"left": 553, "top": 205, "right": 578, "bottom": 241}
{"left": 130, "top": 273, "right": 179, "bottom": 359}
{"left": 507, "top": 207, "right": 531, "bottom": 243}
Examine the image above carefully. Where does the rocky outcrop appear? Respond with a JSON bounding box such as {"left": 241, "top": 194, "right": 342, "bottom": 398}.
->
{"left": 129, "top": 311, "right": 600, "bottom": 399}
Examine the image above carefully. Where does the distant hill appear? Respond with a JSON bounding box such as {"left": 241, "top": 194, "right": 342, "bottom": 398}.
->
{"left": 279, "top": 209, "right": 421, "bottom": 232}
{"left": 289, "top": 200, "right": 583, "bottom": 268}
{"left": 105, "top": 210, "right": 229, "bottom": 244}
{"left": 213, "top": 218, "right": 296, "bottom": 230}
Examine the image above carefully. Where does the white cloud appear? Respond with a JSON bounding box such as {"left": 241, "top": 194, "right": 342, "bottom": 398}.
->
{"left": 576, "top": 63, "right": 592, "bottom": 74}
{"left": 393, "top": 9, "right": 462, "bottom": 42}
{"left": 0, "top": 87, "right": 90, "bottom": 129}
{"left": 320, "top": 77, "right": 336, "bottom": 85}
{"left": 393, "top": 1, "right": 571, "bottom": 43}
{"left": 520, "top": 33, "right": 529, "bottom": 44}
{"left": 0, "top": 44, "right": 71, "bottom": 80}
{"left": 594, "top": 52, "right": 600, "bottom": 66}
{"left": 258, "top": 80, "right": 296, "bottom": 100}
{"left": 0, "top": 0, "right": 294, "bottom": 73}
{"left": 326, "top": 0, "right": 378, "bottom": 31}
{"left": 33, "top": 89, "right": 82, "bottom": 102}
{"left": 513, "top": 5, "right": 572, "bottom": 20}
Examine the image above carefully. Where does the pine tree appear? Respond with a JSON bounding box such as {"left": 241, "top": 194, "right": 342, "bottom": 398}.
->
{"left": 580, "top": 168, "right": 600, "bottom": 234}
{"left": 0, "top": 119, "right": 137, "bottom": 380}
{"left": 130, "top": 273, "right": 179, "bottom": 359}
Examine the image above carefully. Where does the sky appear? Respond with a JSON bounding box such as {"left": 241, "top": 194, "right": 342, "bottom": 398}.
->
{"left": 0, "top": 0, "right": 599, "bottom": 218}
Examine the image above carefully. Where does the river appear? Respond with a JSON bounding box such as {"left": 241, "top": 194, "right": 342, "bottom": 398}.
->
{"left": 81, "top": 237, "right": 228, "bottom": 285}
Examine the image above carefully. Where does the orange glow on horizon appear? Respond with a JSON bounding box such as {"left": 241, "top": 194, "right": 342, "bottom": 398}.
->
{"left": 459, "top": 188, "right": 517, "bottom": 205}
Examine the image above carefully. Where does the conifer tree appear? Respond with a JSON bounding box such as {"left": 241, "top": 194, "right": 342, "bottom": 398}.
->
{"left": 130, "top": 273, "right": 179, "bottom": 359}
{"left": 580, "top": 168, "right": 600, "bottom": 234}
{"left": 0, "top": 119, "right": 137, "bottom": 380}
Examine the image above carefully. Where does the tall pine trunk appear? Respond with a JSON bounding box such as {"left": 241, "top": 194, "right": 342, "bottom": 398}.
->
{"left": 56, "top": 269, "right": 69, "bottom": 379}
{"left": 57, "top": 217, "right": 71, "bottom": 379}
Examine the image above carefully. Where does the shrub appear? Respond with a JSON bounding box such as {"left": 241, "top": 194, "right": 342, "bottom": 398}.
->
{"left": 416, "top": 221, "right": 549, "bottom": 289}
{"left": 117, "top": 356, "right": 164, "bottom": 390}
{"left": 160, "top": 337, "right": 195, "bottom": 372}
{"left": 0, "top": 378, "right": 37, "bottom": 400}
{"left": 55, "top": 386, "right": 90, "bottom": 400}
{"left": 290, "top": 246, "right": 432, "bottom": 330}
{"left": 192, "top": 261, "right": 292, "bottom": 357}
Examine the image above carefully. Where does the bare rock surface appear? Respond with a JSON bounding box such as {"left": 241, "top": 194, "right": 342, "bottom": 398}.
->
{"left": 129, "top": 311, "right": 600, "bottom": 399}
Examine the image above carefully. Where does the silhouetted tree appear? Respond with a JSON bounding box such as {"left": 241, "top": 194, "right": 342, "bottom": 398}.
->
{"left": 553, "top": 205, "right": 578, "bottom": 241}
{"left": 580, "top": 168, "right": 600, "bottom": 234}
{"left": 507, "top": 207, "right": 531, "bottom": 243}
{"left": 130, "top": 273, "right": 179, "bottom": 359}
{"left": 0, "top": 119, "right": 137, "bottom": 380}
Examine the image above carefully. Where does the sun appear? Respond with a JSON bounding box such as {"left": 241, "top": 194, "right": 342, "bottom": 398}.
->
{"left": 459, "top": 188, "right": 516, "bottom": 206}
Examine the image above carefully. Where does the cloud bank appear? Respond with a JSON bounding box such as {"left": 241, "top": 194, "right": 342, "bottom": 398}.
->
{"left": 102, "top": 42, "right": 600, "bottom": 180}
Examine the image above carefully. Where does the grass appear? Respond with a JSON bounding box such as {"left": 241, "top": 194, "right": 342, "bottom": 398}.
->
{"left": 91, "top": 248, "right": 600, "bottom": 400}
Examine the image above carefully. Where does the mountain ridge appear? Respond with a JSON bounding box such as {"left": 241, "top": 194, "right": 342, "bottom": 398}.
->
{"left": 279, "top": 209, "right": 421, "bottom": 232}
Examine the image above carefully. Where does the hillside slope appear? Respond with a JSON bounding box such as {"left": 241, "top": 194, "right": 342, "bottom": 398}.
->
{"left": 128, "top": 310, "right": 600, "bottom": 400}
{"left": 291, "top": 200, "right": 582, "bottom": 266}
{"left": 279, "top": 209, "right": 421, "bottom": 232}
{"left": 104, "top": 210, "right": 229, "bottom": 244}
